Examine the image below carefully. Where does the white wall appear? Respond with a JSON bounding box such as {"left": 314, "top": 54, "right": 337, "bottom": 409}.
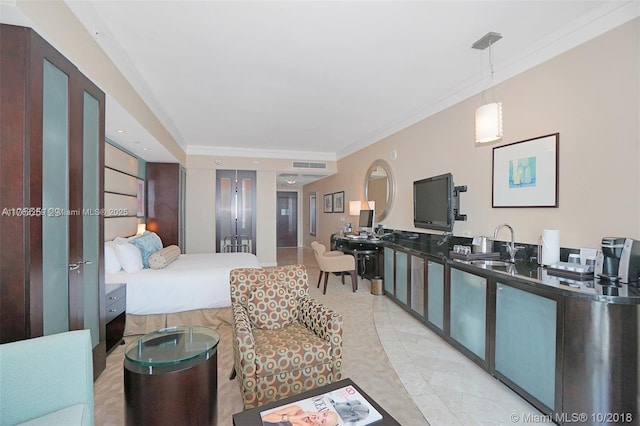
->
{"left": 185, "top": 155, "right": 337, "bottom": 265}
{"left": 185, "top": 168, "right": 216, "bottom": 253}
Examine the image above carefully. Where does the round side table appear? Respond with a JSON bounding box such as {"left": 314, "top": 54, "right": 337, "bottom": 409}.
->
{"left": 124, "top": 326, "right": 219, "bottom": 426}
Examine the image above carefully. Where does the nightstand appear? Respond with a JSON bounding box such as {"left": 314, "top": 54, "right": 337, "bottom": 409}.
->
{"left": 105, "top": 283, "right": 126, "bottom": 354}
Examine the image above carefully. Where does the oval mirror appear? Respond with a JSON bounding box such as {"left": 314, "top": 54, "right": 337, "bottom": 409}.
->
{"left": 364, "top": 159, "right": 395, "bottom": 223}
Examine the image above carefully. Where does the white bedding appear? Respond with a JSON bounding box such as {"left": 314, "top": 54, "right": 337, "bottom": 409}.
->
{"left": 106, "top": 252, "right": 261, "bottom": 315}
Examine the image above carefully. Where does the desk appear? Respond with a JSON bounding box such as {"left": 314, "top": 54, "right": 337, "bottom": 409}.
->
{"left": 331, "top": 234, "right": 384, "bottom": 280}
{"left": 124, "top": 326, "right": 219, "bottom": 426}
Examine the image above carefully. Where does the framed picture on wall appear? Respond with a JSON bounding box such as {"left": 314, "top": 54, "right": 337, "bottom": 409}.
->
{"left": 333, "top": 191, "right": 344, "bottom": 213}
{"left": 136, "top": 178, "right": 145, "bottom": 217}
{"left": 492, "top": 133, "right": 559, "bottom": 207}
{"left": 310, "top": 192, "right": 317, "bottom": 236}
{"left": 324, "top": 194, "right": 333, "bottom": 213}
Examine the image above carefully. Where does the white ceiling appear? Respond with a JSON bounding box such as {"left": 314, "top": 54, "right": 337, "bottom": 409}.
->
{"left": 3, "top": 1, "right": 638, "bottom": 185}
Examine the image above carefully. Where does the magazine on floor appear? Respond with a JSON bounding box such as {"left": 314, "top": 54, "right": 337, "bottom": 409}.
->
{"left": 259, "top": 384, "right": 383, "bottom": 426}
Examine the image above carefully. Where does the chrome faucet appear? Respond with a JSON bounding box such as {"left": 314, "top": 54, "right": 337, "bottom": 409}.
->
{"left": 493, "top": 223, "right": 521, "bottom": 263}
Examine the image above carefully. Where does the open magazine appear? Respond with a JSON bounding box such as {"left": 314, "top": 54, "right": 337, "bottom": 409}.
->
{"left": 260, "top": 384, "right": 383, "bottom": 426}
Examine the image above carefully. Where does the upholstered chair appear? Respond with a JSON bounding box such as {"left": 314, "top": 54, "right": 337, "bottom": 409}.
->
{"left": 0, "top": 329, "right": 94, "bottom": 425}
{"left": 230, "top": 265, "right": 343, "bottom": 408}
{"left": 311, "top": 241, "right": 357, "bottom": 294}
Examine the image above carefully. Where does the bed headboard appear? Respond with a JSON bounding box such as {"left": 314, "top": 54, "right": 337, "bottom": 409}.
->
{"left": 104, "top": 143, "right": 140, "bottom": 240}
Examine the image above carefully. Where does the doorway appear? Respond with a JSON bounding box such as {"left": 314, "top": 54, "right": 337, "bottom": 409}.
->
{"left": 277, "top": 191, "right": 298, "bottom": 247}
{"left": 215, "top": 170, "right": 257, "bottom": 254}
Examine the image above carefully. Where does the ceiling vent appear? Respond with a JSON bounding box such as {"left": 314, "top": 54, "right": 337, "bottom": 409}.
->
{"left": 292, "top": 161, "right": 327, "bottom": 170}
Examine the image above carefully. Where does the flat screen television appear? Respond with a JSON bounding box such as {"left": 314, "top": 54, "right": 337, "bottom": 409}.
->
{"left": 358, "top": 209, "right": 374, "bottom": 231}
{"left": 413, "top": 173, "right": 455, "bottom": 232}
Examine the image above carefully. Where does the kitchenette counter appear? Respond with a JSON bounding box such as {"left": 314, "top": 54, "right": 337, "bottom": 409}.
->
{"left": 380, "top": 232, "right": 640, "bottom": 304}
{"left": 379, "top": 230, "right": 640, "bottom": 424}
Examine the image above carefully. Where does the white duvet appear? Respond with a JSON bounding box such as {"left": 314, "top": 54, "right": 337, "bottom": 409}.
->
{"left": 106, "top": 252, "right": 261, "bottom": 315}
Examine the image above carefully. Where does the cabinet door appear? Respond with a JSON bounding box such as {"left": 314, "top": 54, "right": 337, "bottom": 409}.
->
{"left": 495, "top": 283, "right": 557, "bottom": 410}
{"left": 41, "top": 59, "right": 71, "bottom": 335}
{"left": 80, "top": 88, "right": 104, "bottom": 362}
{"left": 383, "top": 247, "right": 394, "bottom": 293}
{"left": 410, "top": 255, "right": 425, "bottom": 317}
{"left": 427, "top": 261, "right": 444, "bottom": 331}
{"left": 395, "top": 250, "right": 408, "bottom": 304}
{"left": 449, "top": 268, "right": 487, "bottom": 360}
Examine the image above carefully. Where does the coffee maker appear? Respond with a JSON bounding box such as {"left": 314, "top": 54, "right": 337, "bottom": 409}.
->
{"left": 595, "top": 237, "right": 640, "bottom": 284}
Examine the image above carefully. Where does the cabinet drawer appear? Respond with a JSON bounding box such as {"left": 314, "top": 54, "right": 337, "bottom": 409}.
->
{"left": 106, "top": 297, "right": 126, "bottom": 323}
{"left": 106, "top": 284, "right": 126, "bottom": 308}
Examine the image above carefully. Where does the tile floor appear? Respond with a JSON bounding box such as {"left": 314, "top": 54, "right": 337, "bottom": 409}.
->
{"left": 374, "top": 297, "right": 554, "bottom": 426}
{"left": 280, "top": 247, "right": 553, "bottom": 426}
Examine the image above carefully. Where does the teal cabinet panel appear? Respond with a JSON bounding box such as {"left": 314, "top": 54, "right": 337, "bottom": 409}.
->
{"left": 495, "top": 283, "right": 557, "bottom": 410}
{"left": 427, "top": 261, "right": 444, "bottom": 331}
{"left": 450, "top": 268, "right": 487, "bottom": 360}
{"left": 384, "top": 247, "right": 394, "bottom": 293}
{"left": 410, "top": 255, "right": 425, "bottom": 317}
{"left": 395, "top": 251, "right": 408, "bottom": 304}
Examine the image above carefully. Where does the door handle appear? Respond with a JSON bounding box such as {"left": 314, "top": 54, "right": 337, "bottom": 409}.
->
{"left": 69, "top": 260, "right": 93, "bottom": 272}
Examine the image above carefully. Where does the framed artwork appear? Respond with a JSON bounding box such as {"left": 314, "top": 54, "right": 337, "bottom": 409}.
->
{"left": 333, "top": 191, "right": 345, "bottom": 213}
{"left": 309, "top": 192, "right": 317, "bottom": 236}
{"left": 136, "top": 178, "right": 146, "bottom": 217}
{"left": 324, "top": 194, "right": 333, "bottom": 213}
{"left": 492, "top": 133, "right": 559, "bottom": 207}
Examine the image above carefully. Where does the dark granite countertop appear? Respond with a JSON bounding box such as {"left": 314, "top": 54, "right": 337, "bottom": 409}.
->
{"left": 378, "top": 231, "right": 640, "bottom": 305}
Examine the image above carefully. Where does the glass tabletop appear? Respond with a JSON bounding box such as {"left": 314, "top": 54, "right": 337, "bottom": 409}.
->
{"left": 125, "top": 325, "right": 220, "bottom": 367}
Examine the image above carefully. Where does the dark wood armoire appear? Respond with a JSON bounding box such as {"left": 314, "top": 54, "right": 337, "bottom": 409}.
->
{"left": 0, "top": 24, "right": 106, "bottom": 377}
{"left": 146, "top": 163, "right": 186, "bottom": 250}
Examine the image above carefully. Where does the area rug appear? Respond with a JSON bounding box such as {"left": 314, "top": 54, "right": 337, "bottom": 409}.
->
{"left": 93, "top": 253, "right": 428, "bottom": 425}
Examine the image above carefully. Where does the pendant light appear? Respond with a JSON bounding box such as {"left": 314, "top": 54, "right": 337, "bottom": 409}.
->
{"left": 472, "top": 32, "right": 503, "bottom": 144}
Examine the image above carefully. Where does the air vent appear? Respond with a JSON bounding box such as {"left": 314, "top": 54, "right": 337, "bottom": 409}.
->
{"left": 292, "top": 161, "right": 327, "bottom": 170}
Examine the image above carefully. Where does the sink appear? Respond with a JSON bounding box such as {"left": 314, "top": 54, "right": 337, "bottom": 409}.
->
{"left": 469, "top": 260, "right": 513, "bottom": 268}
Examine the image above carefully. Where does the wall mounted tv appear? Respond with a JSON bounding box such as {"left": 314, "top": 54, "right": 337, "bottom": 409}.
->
{"left": 413, "top": 173, "right": 456, "bottom": 232}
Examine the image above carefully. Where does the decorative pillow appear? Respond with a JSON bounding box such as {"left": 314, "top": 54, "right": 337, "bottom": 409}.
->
{"left": 143, "top": 231, "right": 163, "bottom": 250}
{"left": 114, "top": 243, "right": 143, "bottom": 273}
{"left": 104, "top": 242, "right": 122, "bottom": 274}
{"left": 131, "top": 232, "right": 163, "bottom": 268}
{"left": 247, "top": 281, "right": 298, "bottom": 330}
{"left": 148, "top": 245, "right": 181, "bottom": 269}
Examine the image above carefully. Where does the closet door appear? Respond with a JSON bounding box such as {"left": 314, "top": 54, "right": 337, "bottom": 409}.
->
{"left": 76, "top": 77, "right": 106, "bottom": 376}
{"left": 216, "top": 170, "right": 256, "bottom": 254}
{"left": 41, "top": 58, "right": 72, "bottom": 335}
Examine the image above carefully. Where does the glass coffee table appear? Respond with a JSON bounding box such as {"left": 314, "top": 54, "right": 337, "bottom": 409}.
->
{"left": 124, "top": 326, "right": 219, "bottom": 426}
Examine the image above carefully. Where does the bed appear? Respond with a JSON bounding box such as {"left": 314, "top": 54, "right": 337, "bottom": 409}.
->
{"left": 105, "top": 248, "right": 262, "bottom": 336}
{"left": 106, "top": 252, "right": 261, "bottom": 315}
{"left": 103, "top": 143, "right": 262, "bottom": 335}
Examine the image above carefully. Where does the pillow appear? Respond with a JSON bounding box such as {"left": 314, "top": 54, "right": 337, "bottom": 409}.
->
{"left": 114, "top": 243, "right": 143, "bottom": 273}
{"left": 247, "top": 281, "right": 298, "bottom": 330}
{"left": 113, "top": 235, "right": 136, "bottom": 245}
{"left": 131, "top": 232, "right": 163, "bottom": 268}
{"left": 148, "top": 245, "right": 181, "bottom": 269}
{"left": 145, "top": 231, "right": 163, "bottom": 249}
{"left": 104, "top": 242, "right": 121, "bottom": 274}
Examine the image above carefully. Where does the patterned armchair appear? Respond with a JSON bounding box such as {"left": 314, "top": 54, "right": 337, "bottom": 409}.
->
{"left": 230, "top": 265, "right": 343, "bottom": 408}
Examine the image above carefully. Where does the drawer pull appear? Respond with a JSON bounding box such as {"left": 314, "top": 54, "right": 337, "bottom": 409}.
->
{"left": 109, "top": 296, "right": 118, "bottom": 301}
{"left": 109, "top": 308, "right": 118, "bottom": 313}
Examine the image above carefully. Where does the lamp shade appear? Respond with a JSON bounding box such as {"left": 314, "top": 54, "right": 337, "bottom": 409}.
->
{"left": 475, "top": 102, "right": 503, "bottom": 143}
{"left": 367, "top": 200, "right": 375, "bottom": 210}
{"left": 349, "top": 201, "right": 361, "bottom": 216}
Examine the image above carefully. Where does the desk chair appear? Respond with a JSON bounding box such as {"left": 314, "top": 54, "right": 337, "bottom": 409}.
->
{"left": 311, "top": 241, "right": 357, "bottom": 294}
